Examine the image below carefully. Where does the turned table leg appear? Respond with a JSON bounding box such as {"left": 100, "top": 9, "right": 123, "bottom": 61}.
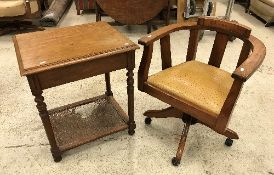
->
{"left": 126, "top": 68, "right": 136, "bottom": 135}
{"left": 75, "top": 0, "right": 81, "bottom": 15}
{"left": 27, "top": 76, "right": 62, "bottom": 162}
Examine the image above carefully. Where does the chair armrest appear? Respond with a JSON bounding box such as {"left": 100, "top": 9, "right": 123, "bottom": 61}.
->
{"left": 138, "top": 22, "right": 198, "bottom": 46}
{"left": 232, "top": 35, "right": 266, "bottom": 82}
{"left": 138, "top": 22, "right": 198, "bottom": 91}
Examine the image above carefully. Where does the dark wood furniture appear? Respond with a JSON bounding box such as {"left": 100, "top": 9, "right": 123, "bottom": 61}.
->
{"left": 95, "top": 0, "right": 171, "bottom": 33}
{"left": 0, "top": 0, "right": 44, "bottom": 36}
{"left": 138, "top": 17, "right": 266, "bottom": 166}
{"left": 13, "top": 22, "right": 139, "bottom": 162}
{"left": 74, "top": 0, "right": 95, "bottom": 15}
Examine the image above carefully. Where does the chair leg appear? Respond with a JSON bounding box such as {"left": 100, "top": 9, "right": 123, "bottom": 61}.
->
{"left": 172, "top": 118, "right": 191, "bottom": 166}
{"left": 75, "top": 0, "right": 81, "bottom": 15}
{"left": 95, "top": 2, "right": 102, "bottom": 22}
{"left": 147, "top": 22, "right": 152, "bottom": 34}
{"left": 221, "top": 128, "right": 239, "bottom": 147}
{"left": 223, "top": 128, "right": 239, "bottom": 139}
{"left": 144, "top": 107, "right": 183, "bottom": 124}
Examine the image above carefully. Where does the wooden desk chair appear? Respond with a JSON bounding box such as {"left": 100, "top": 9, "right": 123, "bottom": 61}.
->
{"left": 138, "top": 17, "right": 266, "bottom": 166}
{"left": 0, "top": 0, "right": 44, "bottom": 36}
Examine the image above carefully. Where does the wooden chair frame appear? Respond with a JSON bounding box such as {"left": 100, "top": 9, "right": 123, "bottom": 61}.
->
{"left": 138, "top": 17, "right": 266, "bottom": 166}
{"left": 0, "top": 0, "right": 44, "bottom": 35}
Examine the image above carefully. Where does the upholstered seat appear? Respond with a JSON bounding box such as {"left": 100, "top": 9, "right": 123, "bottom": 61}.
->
{"left": 249, "top": 0, "right": 274, "bottom": 26}
{"left": 0, "top": 0, "right": 43, "bottom": 36}
{"left": 147, "top": 60, "right": 233, "bottom": 117}
{"left": 0, "top": 0, "right": 39, "bottom": 17}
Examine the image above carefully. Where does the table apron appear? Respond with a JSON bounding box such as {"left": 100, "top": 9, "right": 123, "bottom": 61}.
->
{"left": 34, "top": 53, "right": 129, "bottom": 90}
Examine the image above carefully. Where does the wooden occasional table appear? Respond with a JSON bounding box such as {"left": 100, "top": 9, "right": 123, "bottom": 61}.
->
{"left": 13, "top": 22, "right": 139, "bottom": 162}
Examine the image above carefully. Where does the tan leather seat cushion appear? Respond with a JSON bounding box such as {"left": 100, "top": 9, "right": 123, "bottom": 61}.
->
{"left": 147, "top": 61, "right": 234, "bottom": 117}
{"left": 0, "top": 0, "right": 39, "bottom": 17}
{"left": 250, "top": 0, "right": 274, "bottom": 23}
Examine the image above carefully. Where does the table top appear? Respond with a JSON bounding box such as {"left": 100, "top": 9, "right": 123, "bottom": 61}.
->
{"left": 13, "top": 22, "right": 139, "bottom": 76}
{"left": 96, "top": 0, "right": 168, "bottom": 24}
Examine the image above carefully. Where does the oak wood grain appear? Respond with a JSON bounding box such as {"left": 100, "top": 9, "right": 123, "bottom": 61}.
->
{"left": 160, "top": 35, "right": 172, "bottom": 69}
{"left": 138, "top": 22, "right": 197, "bottom": 45}
{"left": 13, "top": 22, "right": 138, "bottom": 162}
{"left": 208, "top": 32, "right": 229, "bottom": 68}
{"left": 186, "top": 29, "right": 199, "bottom": 61}
{"left": 37, "top": 53, "right": 128, "bottom": 89}
{"left": 138, "top": 44, "right": 153, "bottom": 91}
{"left": 13, "top": 22, "right": 139, "bottom": 76}
{"left": 233, "top": 35, "right": 266, "bottom": 81}
{"left": 198, "top": 17, "right": 251, "bottom": 39}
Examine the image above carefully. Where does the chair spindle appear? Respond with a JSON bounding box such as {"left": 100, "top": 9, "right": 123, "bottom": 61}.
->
{"left": 138, "top": 44, "right": 153, "bottom": 91}
{"left": 208, "top": 32, "right": 229, "bottom": 68}
{"left": 160, "top": 35, "right": 172, "bottom": 70}
{"left": 186, "top": 29, "right": 200, "bottom": 61}
{"left": 237, "top": 41, "right": 251, "bottom": 68}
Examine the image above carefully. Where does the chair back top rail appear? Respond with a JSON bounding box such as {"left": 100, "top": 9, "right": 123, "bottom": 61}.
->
{"left": 197, "top": 17, "right": 252, "bottom": 39}
{"left": 139, "top": 17, "right": 252, "bottom": 46}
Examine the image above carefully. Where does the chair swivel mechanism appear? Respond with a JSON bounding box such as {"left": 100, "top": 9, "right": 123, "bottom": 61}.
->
{"left": 138, "top": 17, "right": 266, "bottom": 166}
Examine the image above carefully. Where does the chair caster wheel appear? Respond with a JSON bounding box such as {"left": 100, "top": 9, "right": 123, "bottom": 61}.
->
{"left": 171, "top": 157, "right": 180, "bottom": 166}
{"left": 225, "top": 138, "right": 233, "bottom": 147}
{"left": 145, "top": 117, "right": 152, "bottom": 125}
